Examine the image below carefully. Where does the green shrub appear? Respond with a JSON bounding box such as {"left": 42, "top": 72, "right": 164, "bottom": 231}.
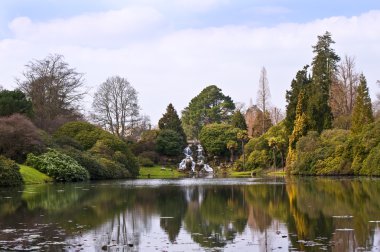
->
{"left": 55, "top": 121, "right": 140, "bottom": 177}
{"left": 26, "top": 149, "right": 89, "bottom": 182}
{"left": 97, "top": 158, "right": 130, "bottom": 178}
{"left": 54, "top": 136, "right": 84, "bottom": 150}
{"left": 291, "top": 131, "right": 321, "bottom": 174}
{"left": 0, "top": 156, "right": 23, "bottom": 186}
{"left": 114, "top": 150, "right": 139, "bottom": 177}
{"left": 90, "top": 140, "right": 114, "bottom": 157}
{"left": 138, "top": 156, "right": 154, "bottom": 167}
{"left": 351, "top": 121, "right": 380, "bottom": 174}
{"left": 156, "top": 129, "right": 184, "bottom": 157}
{"left": 361, "top": 144, "right": 380, "bottom": 175}
{"left": 139, "top": 151, "right": 160, "bottom": 163}
{"left": 60, "top": 147, "right": 108, "bottom": 179}
{"left": 246, "top": 150, "right": 270, "bottom": 170}
{"left": 199, "top": 124, "right": 239, "bottom": 158}
{"left": 54, "top": 121, "right": 110, "bottom": 150}
{"left": 131, "top": 130, "right": 159, "bottom": 155}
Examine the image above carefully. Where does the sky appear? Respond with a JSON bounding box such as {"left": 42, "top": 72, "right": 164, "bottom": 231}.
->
{"left": 1, "top": 0, "right": 380, "bottom": 125}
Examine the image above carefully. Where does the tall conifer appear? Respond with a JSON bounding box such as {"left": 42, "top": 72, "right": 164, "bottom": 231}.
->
{"left": 351, "top": 74, "right": 374, "bottom": 133}
{"left": 158, "top": 103, "right": 187, "bottom": 146}
{"left": 308, "top": 31, "right": 340, "bottom": 133}
{"left": 286, "top": 91, "right": 308, "bottom": 169}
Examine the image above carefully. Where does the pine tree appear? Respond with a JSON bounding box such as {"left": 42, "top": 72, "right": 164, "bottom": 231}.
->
{"left": 158, "top": 103, "right": 187, "bottom": 146}
{"left": 307, "top": 31, "right": 340, "bottom": 133}
{"left": 231, "top": 110, "right": 247, "bottom": 130}
{"left": 351, "top": 74, "right": 374, "bottom": 133}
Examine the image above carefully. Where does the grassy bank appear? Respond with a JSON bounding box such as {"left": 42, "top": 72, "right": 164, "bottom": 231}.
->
{"left": 138, "top": 166, "right": 186, "bottom": 179}
{"left": 19, "top": 165, "right": 53, "bottom": 184}
{"left": 228, "top": 168, "right": 286, "bottom": 177}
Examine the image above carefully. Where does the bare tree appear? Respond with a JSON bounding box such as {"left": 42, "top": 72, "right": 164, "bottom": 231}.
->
{"left": 18, "top": 54, "right": 84, "bottom": 131}
{"left": 257, "top": 67, "right": 271, "bottom": 134}
{"left": 129, "top": 114, "right": 151, "bottom": 141}
{"left": 334, "top": 55, "right": 359, "bottom": 115}
{"left": 330, "top": 55, "right": 360, "bottom": 129}
{"left": 376, "top": 80, "right": 380, "bottom": 103}
{"left": 92, "top": 76, "right": 140, "bottom": 139}
{"left": 270, "top": 107, "right": 284, "bottom": 125}
{"left": 375, "top": 80, "right": 380, "bottom": 119}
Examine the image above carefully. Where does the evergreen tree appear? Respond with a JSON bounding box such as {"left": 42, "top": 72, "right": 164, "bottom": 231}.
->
{"left": 182, "top": 85, "right": 235, "bottom": 139}
{"left": 0, "top": 89, "right": 33, "bottom": 117}
{"left": 308, "top": 31, "right": 340, "bottom": 133}
{"left": 158, "top": 103, "right": 187, "bottom": 146}
{"left": 351, "top": 74, "right": 374, "bottom": 133}
{"left": 156, "top": 129, "right": 184, "bottom": 157}
{"left": 231, "top": 110, "right": 247, "bottom": 130}
{"left": 284, "top": 65, "right": 311, "bottom": 134}
{"left": 287, "top": 91, "right": 308, "bottom": 169}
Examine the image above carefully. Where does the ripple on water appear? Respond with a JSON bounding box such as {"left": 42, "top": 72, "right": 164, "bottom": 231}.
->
{"left": 119, "top": 177, "right": 284, "bottom": 188}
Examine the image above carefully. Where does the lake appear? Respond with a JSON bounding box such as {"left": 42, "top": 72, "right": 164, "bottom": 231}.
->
{"left": 1, "top": 176, "right": 380, "bottom": 251}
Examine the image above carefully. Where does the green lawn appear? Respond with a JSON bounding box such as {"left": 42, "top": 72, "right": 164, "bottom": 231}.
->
{"left": 267, "top": 170, "right": 286, "bottom": 176}
{"left": 230, "top": 168, "right": 286, "bottom": 177}
{"left": 229, "top": 170, "right": 257, "bottom": 177}
{"left": 138, "top": 166, "right": 186, "bottom": 179}
{"left": 19, "top": 165, "right": 53, "bottom": 184}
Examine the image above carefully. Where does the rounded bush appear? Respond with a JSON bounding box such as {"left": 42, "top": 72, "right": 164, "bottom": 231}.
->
{"left": 97, "top": 158, "right": 130, "bottom": 178}
{"left": 26, "top": 149, "right": 89, "bottom": 182}
{"left": 138, "top": 156, "right": 154, "bottom": 167}
{"left": 0, "top": 155, "right": 23, "bottom": 187}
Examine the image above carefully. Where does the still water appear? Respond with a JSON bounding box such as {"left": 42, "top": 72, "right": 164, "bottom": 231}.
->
{"left": 1, "top": 177, "right": 380, "bottom": 251}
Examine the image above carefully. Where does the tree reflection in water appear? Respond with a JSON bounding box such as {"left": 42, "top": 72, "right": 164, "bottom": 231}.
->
{"left": 1, "top": 178, "right": 380, "bottom": 251}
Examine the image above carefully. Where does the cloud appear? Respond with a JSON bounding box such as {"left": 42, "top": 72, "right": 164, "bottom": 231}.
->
{"left": 250, "top": 6, "right": 291, "bottom": 15}
{"left": 170, "top": 0, "right": 230, "bottom": 11}
{"left": 1, "top": 8, "right": 380, "bottom": 124}
{"left": 8, "top": 6, "right": 164, "bottom": 47}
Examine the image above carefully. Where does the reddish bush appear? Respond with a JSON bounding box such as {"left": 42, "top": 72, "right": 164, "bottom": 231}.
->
{"left": 0, "top": 114, "right": 44, "bottom": 162}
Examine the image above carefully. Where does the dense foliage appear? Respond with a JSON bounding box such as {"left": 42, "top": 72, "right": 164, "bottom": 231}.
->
{"left": 351, "top": 74, "right": 374, "bottom": 133}
{"left": 282, "top": 31, "right": 378, "bottom": 175}
{"left": 231, "top": 110, "right": 247, "bottom": 130}
{"left": 131, "top": 129, "right": 160, "bottom": 165}
{"left": 307, "top": 31, "right": 340, "bottom": 133}
{"left": 26, "top": 149, "right": 89, "bottom": 182}
{"left": 1, "top": 31, "right": 380, "bottom": 184}
{"left": 0, "top": 155, "right": 23, "bottom": 187}
{"left": 54, "top": 121, "right": 139, "bottom": 177}
{"left": 0, "top": 114, "right": 44, "bottom": 162}
{"left": 284, "top": 66, "right": 311, "bottom": 135}
{"left": 158, "top": 103, "right": 187, "bottom": 149}
{"left": 182, "top": 85, "right": 235, "bottom": 139}
{"left": 287, "top": 119, "right": 380, "bottom": 175}
{"left": 199, "top": 123, "right": 241, "bottom": 160}
{"left": 0, "top": 89, "right": 33, "bottom": 117}
{"left": 242, "top": 122, "right": 288, "bottom": 171}
{"left": 156, "top": 129, "right": 184, "bottom": 157}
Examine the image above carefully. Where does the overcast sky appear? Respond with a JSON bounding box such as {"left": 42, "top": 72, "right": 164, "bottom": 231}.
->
{"left": 1, "top": 0, "right": 380, "bottom": 124}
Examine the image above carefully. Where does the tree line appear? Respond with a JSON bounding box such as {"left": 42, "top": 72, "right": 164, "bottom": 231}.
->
{"left": 1, "top": 31, "right": 380, "bottom": 186}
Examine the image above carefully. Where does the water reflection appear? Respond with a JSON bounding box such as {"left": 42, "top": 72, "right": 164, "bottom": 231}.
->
{"left": 1, "top": 177, "right": 380, "bottom": 251}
